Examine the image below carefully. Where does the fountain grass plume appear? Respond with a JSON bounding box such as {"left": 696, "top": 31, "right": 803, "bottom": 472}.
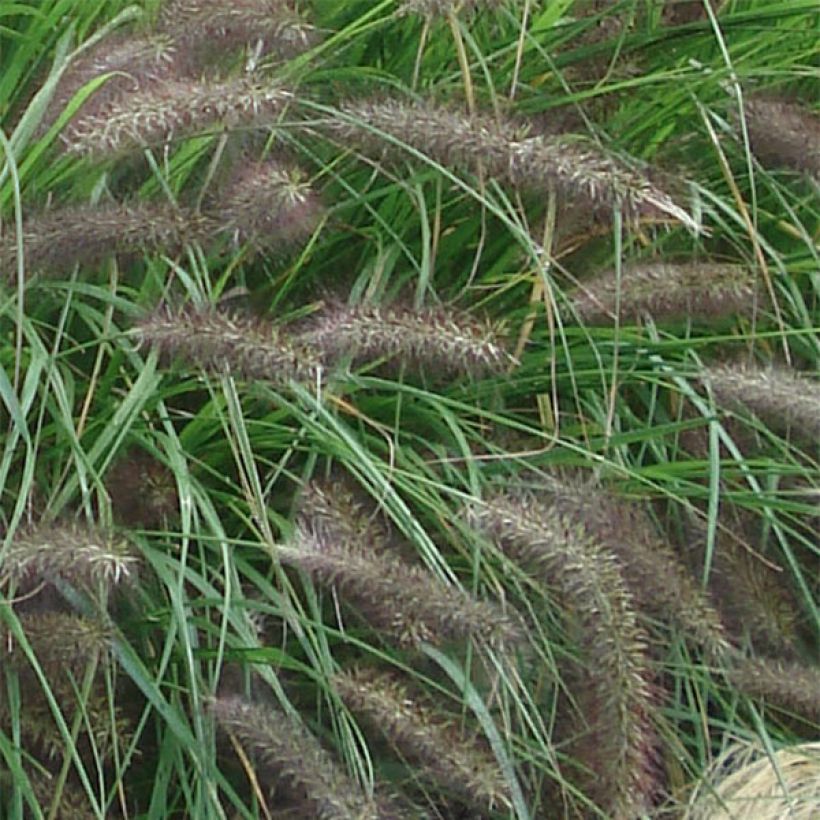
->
{"left": 468, "top": 492, "right": 657, "bottom": 819}
{"left": 278, "top": 527, "right": 523, "bottom": 650}
{"left": 568, "top": 262, "right": 759, "bottom": 325}
{"left": 212, "top": 158, "right": 323, "bottom": 253}
{"left": 106, "top": 449, "right": 179, "bottom": 529}
{"left": 399, "top": 0, "right": 503, "bottom": 16}
{"left": 209, "top": 694, "right": 380, "bottom": 819}
{"left": 297, "top": 478, "right": 392, "bottom": 553}
{"left": 536, "top": 477, "right": 732, "bottom": 659}
{"left": 328, "top": 98, "right": 696, "bottom": 228}
{"left": 0, "top": 202, "right": 206, "bottom": 279}
{"left": 728, "top": 657, "right": 820, "bottom": 725}
{"left": 296, "top": 300, "right": 516, "bottom": 378}
{"left": 157, "top": 0, "right": 316, "bottom": 63}
{"left": 0, "top": 689, "right": 132, "bottom": 762}
{"left": 2, "top": 612, "right": 110, "bottom": 677}
{"left": 40, "top": 33, "right": 183, "bottom": 137}
{"left": 135, "top": 305, "right": 320, "bottom": 385}
{"left": 334, "top": 667, "right": 512, "bottom": 816}
{"left": 62, "top": 77, "right": 293, "bottom": 159}
{"left": 740, "top": 94, "right": 820, "bottom": 180}
{"left": 702, "top": 363, "right": 820, "bottom": 445}
{"left": 2, "top": 523, "right": 139, "bottom": 591}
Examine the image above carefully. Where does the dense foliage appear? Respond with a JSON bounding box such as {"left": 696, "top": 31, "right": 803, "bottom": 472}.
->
{"left": 0, "top": 1, "right": 817, "bottom": 817}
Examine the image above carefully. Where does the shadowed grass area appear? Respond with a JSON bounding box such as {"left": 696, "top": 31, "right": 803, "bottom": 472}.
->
{"left": 1, "top": 0, "right": 817, "bottom": 817}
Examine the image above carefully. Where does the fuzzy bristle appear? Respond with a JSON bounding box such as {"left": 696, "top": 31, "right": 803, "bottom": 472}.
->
{"left": 468, "top": 492, "right": 657, "bottom": 818}
{"left": 62, "top": 77, "right": 293, "bottom": 159}
{"left": 335, "top": 667, "right": 512, "bottom": 815}
{"left": 135, "top": 306, "right": 320, "bottom": 384}
{"left": 568, "top": 262, "right": 759, "bottom": 325}
{"left": 0, "top": 202, "right": 204, "bottom": 279}
{"left": 157, "top": 0, "right": 316, "bottom": 63}
{"left": 296, "top": 301, "right": 515, "bottom": 378}
{"left": 728, "top": 658, "right": 820, "bottom": 724}
{"left": 106, "top": 449, "right": 179, "bottom": 529}
{"left": 41, "top": 33, "right": 182, "bottom": 136}
{"left": 328, "top": 99, "right": 695, "bottom": 227}
{"left": 702, "top": 363, "right": 820, "bottom": 444}
{"left": 536, "top": 477, "right": 732, "bottom": 659}
{"left": 213, "top": 158, "right": 323, "bottom": 252}
{"left": 209, "top": 695, "right": 380, "bottom": 819}
{"left": 2, "top": 612, "right": 110, "bottom": 677}
{"left": 0, "top": 689, "right": 131, "bottom": 763}
{"left": 399, "top": 0, "right": 503, "bottom": 16}
{"left": 740, "top": 94, "right": 820, "bottom": 179}
{"left": 3, "top": 523, "right": 139, "bottom": 591}
{"left": 297, "top": 479, "right": 392, "bottom": 552}
{"left": 279, "top": 528, "right": 522, "bottom": 650}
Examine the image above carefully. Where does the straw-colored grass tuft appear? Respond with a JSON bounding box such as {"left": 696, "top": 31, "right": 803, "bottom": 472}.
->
{"left": 685, "top": 741, "right": 820, "bottom": 820}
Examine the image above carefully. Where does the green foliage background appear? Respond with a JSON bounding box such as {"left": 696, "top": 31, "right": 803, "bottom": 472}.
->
{"left": 0, "top": 0, "right": 817, "bottom": 817}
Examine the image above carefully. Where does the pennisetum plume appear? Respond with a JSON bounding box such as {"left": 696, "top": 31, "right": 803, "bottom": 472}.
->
{"left": 0, "top": 202, "right": 206, "bottom": 279}
{"left": 209, "top": 695, "right": 381, "bottom": 819}
{"left": 334, "top": 667, "right": 512, "bottom": 816}
{"left": 468, "top": 491, "right": 657, "bottom": 819}
{"left": 2, "top": 612, "right": 110, "bottom": 678}
{"left": 728, "top": 657, "right": 820, "bottom": 725}
{"left": 399, "top": 0, "right": 503, "bottom": 16}
{"left": 324, "top": 98, "right": 696, "bottom": 228}
{"left": 211, "top": 158, "right": 324, "bottom": 253}
{"left": 106, "top": 449, "right": 179, "bottom": 529}
{"left": 738, "top": 94, "right": 820, "bottom": 180}
{"left": 134, "top": 305, "right": 321, "bottom": 385}
{"left": 157, "top": 0, "right": 316, "bottom": 64}
{"left": 296, "top": 478, "right": 393, "bottom": 552}
{"left": 294, "top": 478, "right": 523, "bottom": 650}
{"left": 295, "top": 300, "right": 516, "bottom": 378}
{"left": 702, "top": 362, "right": 820, "bottom": 445}
{"left": 536, "top": 476, "right": 732, "bottom": 659}
{"left": 62, "top": 77, "right": 294, "bottom": 159}
{"left": 567, "top": 262, "right": 759, "bottom": 325}
{"left": 40, "top": 33, "right": 183, "bottom": 137}
{"left": 277, "top": 526, "right": 522, "bottom": 650}
{"left": 2, "top": 523, "right": 139, "bottom": 591}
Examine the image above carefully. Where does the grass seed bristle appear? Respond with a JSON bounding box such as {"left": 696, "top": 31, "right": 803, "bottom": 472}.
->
{"left": 568, "top": 262, "right": 759, "bottom": 324}
{"left": 703, "top": 363, "right": 820, "bottom": 444}
{"left": 209, "top": 695, "right": 380, "bottom": 819}
{"left": 62, "top": 77, "right": 293, "bottom": 158}
{"left": 468, "top": 492, "right": 657, "bottom": 818}
{"left": 3, "top": 523, "right": 139, "bottom": 590}
{"left": 297, "top": 301, "right": 515, "bottom": 378}
{"left": 335, "top": 667, "right": 512, "bottom": 816}
{"left": 328, "top": 99, "right": 695, "bottom": 227}
{"left": 135, "top": 306, "right": 320, "bottom": 385}
{"left": 279, "top": 528, "right": 522, "bottom": 649}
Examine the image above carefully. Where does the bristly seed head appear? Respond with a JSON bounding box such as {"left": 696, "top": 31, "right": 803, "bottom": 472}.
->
{"left": 135, "top": 305, "right": 321, "bottom": 385}
{"left": 335, "top": 667, "right": 513, "bottom": 815}
{"left": 327, "top": 98, "right": 696, "bottom": 228}
{"left": 568, "top": 262, "right": 759, "bottom": 325}
{"left": 468, "top": 491, "right": 657, "bottom": 818}
{"left": 278, "top": 527, "right": 523, "bottom": 650}
{"left": 211, "top": 158, "right": 323, "bottom": 253}
{"left": 209, "top": 694, "right": 381, "bottom": 819}
{"left": 2, "top": 523, "right": 139, "bottom": 591}
{"left": 738, "top": 94, "right": 820, "bottom": 180}
{"left": 157, "top": 0, "right": 317, "bottom": 64}
{"left": 0, "top": 202, "right": 206, "bottom": 280}
{"left": 702, "top": 362, "right": 820, "bottom": 445}
{"left": 296, "top": 300, "right": 516, "bottom": 379}
{"left": 62, "top": 77, "right": 293, "bottom": 159}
